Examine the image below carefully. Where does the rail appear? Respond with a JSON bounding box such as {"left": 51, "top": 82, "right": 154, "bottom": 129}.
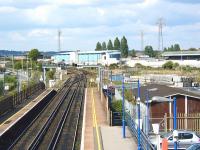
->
{"left": 47, "top": 83, "right": 80, "bottom": 149}
{"left": 28, "top": 78, "right": 81, "bottom": 149}
{"left": 7, "top": 78, "right": 72, "bottom": 149}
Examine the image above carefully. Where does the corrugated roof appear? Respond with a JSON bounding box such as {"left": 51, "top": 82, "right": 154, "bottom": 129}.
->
{"left": 162, "top": 51, "right": 200, "bottom": 57}
{"left": 132, "top": 84, "right": 200, "bottom": 102}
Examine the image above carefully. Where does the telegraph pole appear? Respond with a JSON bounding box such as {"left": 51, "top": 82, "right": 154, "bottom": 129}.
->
{"left": 141, "top": 31, "right": 144, "bottom": 51}
{"left": 12, "top": 55, "right": 14, "bottom": 72}
{"left": 3, "top": 56, "right": 5, "bottom": 95}
{"left": 157, "top": 18, "right": 165, "bottom": 51}
{"left": 58, "top": 29, "right": 61, "bottom": 52}
{"left": 27, "top": 55, "right": 29, "bottom": 87}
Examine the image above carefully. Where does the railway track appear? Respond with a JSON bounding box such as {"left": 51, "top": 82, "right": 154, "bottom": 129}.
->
{"left": 5, "top": 73, "right": 86, "bottom": 150}
{"left": 48, "top": 78, "right": 85, "bottom": 150}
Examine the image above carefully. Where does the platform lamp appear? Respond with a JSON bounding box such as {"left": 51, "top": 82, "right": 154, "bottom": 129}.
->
{"left": 145, "top": 96, "right": 177, "bottom": 150}
{"left": 122, "top": 73, "right": 126, "bottom": 138}
{"left": 137, "top": 79, "right": 141, "bottom": 150}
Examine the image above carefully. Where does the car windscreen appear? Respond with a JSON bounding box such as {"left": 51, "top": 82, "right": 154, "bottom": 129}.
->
{"left": 196, "top": 133, "right": 200, "bottom": 138}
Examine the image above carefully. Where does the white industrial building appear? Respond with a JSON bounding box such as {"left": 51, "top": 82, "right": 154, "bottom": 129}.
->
{"left": 52, "top": 50, "right": 121, "bottom": 66}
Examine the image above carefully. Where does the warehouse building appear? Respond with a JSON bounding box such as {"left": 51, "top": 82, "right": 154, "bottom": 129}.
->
{"left": 52, "top": 50, "right": 121, "bottom": 66}
{"left": 162, "top": 50, "right": 200, "bottom": 60}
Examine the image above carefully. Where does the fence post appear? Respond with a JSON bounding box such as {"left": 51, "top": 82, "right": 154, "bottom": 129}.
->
{"left": 184, "top": 113, "right": 187, "bottom": 130}
{"left": 107, "top": 100, "right": 109, "bottom": 124}
{"left": 164, "top": 113, "right": 167, "bottom": 132}
{"left": 110, "top": 110, "right": 112, "bottom": 126}
{"left": 170, "top": 113, "right": 172, "bottom": 131}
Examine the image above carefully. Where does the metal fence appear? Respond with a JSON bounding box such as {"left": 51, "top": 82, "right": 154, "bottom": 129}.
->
{"left": 126, "top": 112, "right": 155, "bottom": 150}
{"left": 0, "top": 82, "right": 45, "bottom": 116}
{"left": 149, "top": 113, "right": 200, "bottom": 134}
{"left": 167, "top": 113, "right": 200, "bottom": 134}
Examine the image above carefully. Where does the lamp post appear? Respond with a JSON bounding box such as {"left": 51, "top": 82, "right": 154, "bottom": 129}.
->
{"left": 145, "top": 96, "right": 177, "bottom": 150}
{"left": 173, "top": 97, "right": 177, "bottom": 150}
{"left": 122, "top": 73, "right": 126, "bottom": 138}
{"left": 145, "top": 90, "right": 150, "bottom": 136}
{"left": 137, "top": 80, "right": 141, "bottom": 150}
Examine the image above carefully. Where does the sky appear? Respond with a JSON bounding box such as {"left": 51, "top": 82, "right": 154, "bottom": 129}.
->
{"left": 0, "top": 0, "right": 200, "bottom": 51}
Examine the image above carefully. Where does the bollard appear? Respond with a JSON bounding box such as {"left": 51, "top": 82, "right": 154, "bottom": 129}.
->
{"left": 162, "top": 138, "right": 168, "bottom": 150}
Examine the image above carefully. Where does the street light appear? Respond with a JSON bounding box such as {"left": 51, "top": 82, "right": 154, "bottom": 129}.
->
{"left": 122, "top": 73, "right": 126, "bottom": 138}
{"left": 137, "top": 80, "right": 141, "bottom": 150}
{"left": 145, "top": 96, "right": 177, "bottom": 150}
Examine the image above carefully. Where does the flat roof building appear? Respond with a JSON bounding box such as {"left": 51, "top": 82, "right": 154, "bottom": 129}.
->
{"left": 162, "top": 51, "right": 200, "bottom": 60}
{"left": 52, "top": 50, "right": 121, "bottom": 66}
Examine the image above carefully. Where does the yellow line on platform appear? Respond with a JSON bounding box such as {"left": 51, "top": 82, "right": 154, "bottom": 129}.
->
{"left": 92, "top": 88, "right": 102, "bottom": 150}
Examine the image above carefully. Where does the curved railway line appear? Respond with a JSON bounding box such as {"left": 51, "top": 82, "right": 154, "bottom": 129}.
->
{"left": 0, "top": 71, "right": 86, "bottom": 150}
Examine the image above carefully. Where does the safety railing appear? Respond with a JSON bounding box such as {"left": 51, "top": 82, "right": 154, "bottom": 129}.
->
{"left": 125, "top": 112, "right": 155, "bottom": 150}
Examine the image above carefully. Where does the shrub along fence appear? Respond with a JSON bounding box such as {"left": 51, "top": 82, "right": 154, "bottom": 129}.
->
{"left": 0, "top": 82, "right": 45, "bottom": 116}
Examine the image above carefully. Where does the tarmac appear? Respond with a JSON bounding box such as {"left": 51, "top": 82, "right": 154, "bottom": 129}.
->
{"left": 101, "top": 126, "right": 137, "bottom": 150}
{"left": 81, "top": 87, "right": 137, "bottom": 150}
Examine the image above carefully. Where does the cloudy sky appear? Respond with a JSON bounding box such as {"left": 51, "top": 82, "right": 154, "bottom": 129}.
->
{"left": 0, "top": 0, "right": 200, "bottom": 51}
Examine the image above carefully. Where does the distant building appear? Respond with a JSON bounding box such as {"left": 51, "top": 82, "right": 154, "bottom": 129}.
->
{"left": 52, "top": 50, "right": 121, "bottom": 66}
{"left": 162, "top": 50, "right": 200, "bottom": 60}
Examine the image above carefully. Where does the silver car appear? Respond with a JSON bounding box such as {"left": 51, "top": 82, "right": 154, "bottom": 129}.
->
{"left": 160, "top": 130, "right": 200, "bottom": 149}
{"left": 187, "top": 143, "right": 200, "bottom": 150}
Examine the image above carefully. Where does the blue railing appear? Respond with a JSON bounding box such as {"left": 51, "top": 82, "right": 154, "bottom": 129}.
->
{"left": 125, "top": 112, "right": 155, "bottom": 150}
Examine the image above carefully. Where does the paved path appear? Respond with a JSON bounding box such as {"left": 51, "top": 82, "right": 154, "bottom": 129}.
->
{"left": 101, "top": 126, "right": 137, "bottom": 150}
{"left": 82, "top": 87, "right": 137, "bottom": 150}
{"left": 83, "top": 88, "right": 94, "bottom": 150}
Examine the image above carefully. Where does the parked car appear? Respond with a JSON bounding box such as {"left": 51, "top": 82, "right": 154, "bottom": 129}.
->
{"left": 150, "top": 130, "right": 200, "bottom": 150}
{"left": 187, "top": 143, "right": 200, "bottom": 150}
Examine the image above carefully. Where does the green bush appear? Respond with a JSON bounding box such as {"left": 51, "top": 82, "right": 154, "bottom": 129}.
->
{"left": 182, "top": 65, "right": 192, "bottom": 72}
{"left": 124, "top": 89, "right": 135, "bottom": 104}
{"left": 173, "top": 62, "right": 179, "bottom": 69}
{"left": 135, "top": 63, "right": 145, "bottom": 68}
{"left": 46, "top": 70, "right": 55, "bottom": 80}
{"left": 162, "top": 61, "right": 174, "bottom": 69}
{"left": 109, "top": 63, "right": 119, "bottom": 70}
{"left": 111, "top": 100, "right": 122, "bottom": 112}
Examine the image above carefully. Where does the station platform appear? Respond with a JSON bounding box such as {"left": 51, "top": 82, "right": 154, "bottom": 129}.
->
{"left": 81, "top": 87, "right": 137, "bottom": 150}
{"left": 0, "top": 88, "right": 56, "bottom": 136}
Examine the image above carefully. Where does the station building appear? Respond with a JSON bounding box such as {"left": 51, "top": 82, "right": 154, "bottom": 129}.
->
{"left": 162, "top": 50, "right": 200, "bottom": 60}
{"left": 52, "top": 50, "right": 121, "bottom": 66}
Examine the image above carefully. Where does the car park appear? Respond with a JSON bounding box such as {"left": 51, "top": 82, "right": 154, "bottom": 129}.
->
{"left": 150, "top": 130, "right": 200, "bottom": 149}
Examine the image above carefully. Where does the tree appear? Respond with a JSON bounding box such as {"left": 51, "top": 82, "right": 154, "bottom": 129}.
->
{"left": 47, "top": 70, "right": 55, "bottom": 80}
{"left": 95, "top": 42, "right": 102, "bottom": 51}
{"left": 102, "top": 42, "right": 107, "bottom": 50}
{"left": 0, "top": 81, "right": 3, "bottom": 96}
{"left": 28, "top": 49, "right": 40, "bottom": 61}
{"left": 144, "top": 46, "right": 155, "bottom": 57}
{"left": 107, "top": 39, "right": 114, "bottom": 50}
{"left": 37, "top": 63, "right": 43, "bottom": 72}
{"left": 14, "top": 61, "right": 22, "bottom": 70}
{"left": 163, "top": 47, "right": 168, "bottom": 51}
{"left": 170, "top": 45, "right": 174, "bottom": 51}
{"left": 129, "top": 49, "right": 136, "bottom": 57}
{"left": 174, "top": 44, "right": 181, "bottom": 51}
{"left": 120, "top": 36, "right": 129, "bottom": 58}
{"left": 114, "top": 37, "right": 120, "bottom": 50}
{"left": 189, "top": 48, "right": 197, "bottom": 51}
